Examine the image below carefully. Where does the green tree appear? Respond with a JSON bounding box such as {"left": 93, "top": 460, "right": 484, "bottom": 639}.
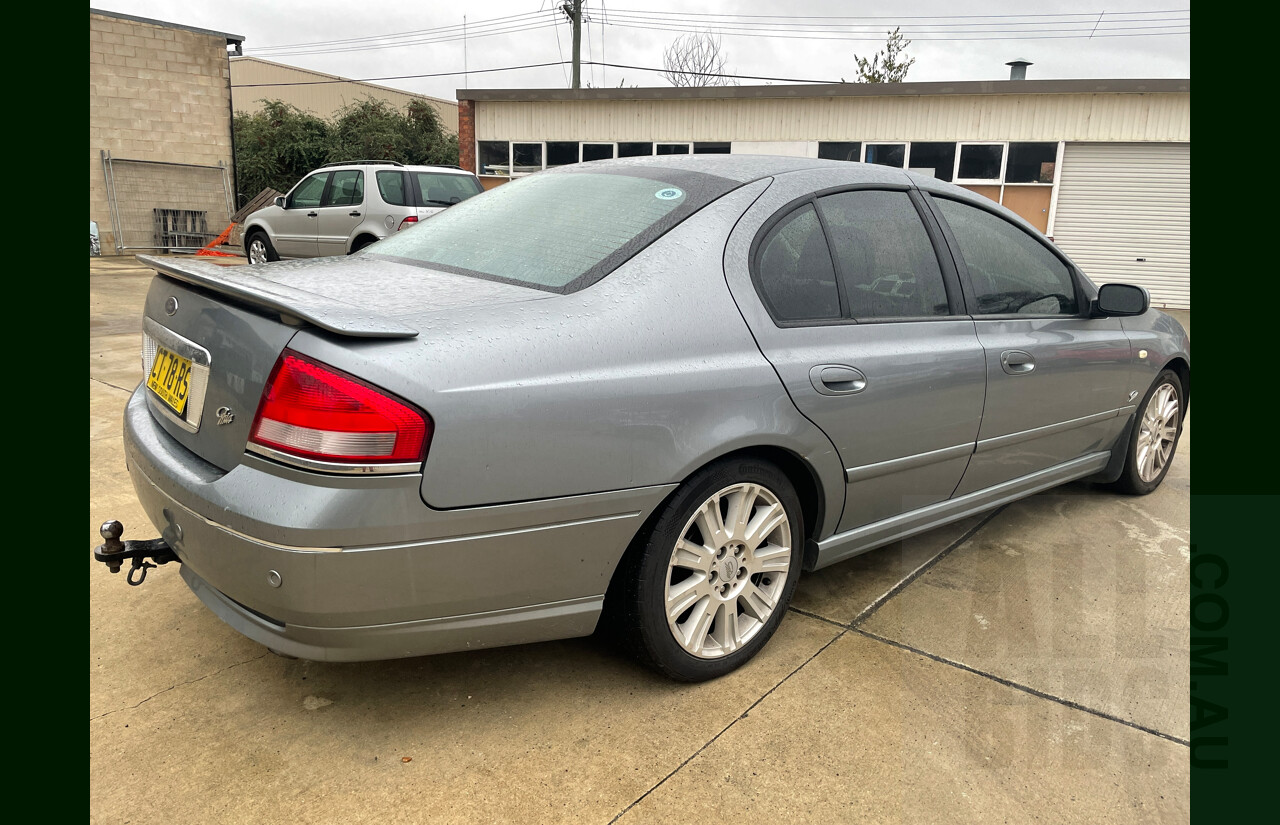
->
{"left": 328, "top": 98, "right": 458, "bottom": 167}
{"left": 232, "top": 100, "right": 331, "bottom": 205}
{"left": 848, "top": 28, "right": 915, "bottom": 83}
{"left": 232, "top": 97, "right": 461, "bottom": 206}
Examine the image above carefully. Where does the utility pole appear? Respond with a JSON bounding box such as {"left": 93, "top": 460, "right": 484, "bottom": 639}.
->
{"left": 568, "top": 0, "right": 582, "bottom": 88}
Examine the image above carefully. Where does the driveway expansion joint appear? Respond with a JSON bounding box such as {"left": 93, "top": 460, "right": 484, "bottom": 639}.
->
{"left": 91, "top": 377, "right": 134, "bottom": 394}
{"left": 91, "top": 653, "right": 269, "bottom": 721}
{"left": 853, "top": 628, "right": 1190, "bottom": 747}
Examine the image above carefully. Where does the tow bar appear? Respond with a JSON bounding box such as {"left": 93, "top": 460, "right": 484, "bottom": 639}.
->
{"left": 93, "top": 521, "right": 178, "bottom": 586}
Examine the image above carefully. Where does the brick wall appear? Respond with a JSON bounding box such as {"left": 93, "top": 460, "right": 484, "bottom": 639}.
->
{"left": 90, "top": 12, "right": 235, "bottom": 254}
{"left": 458, "top": 99, "right": 475, "bottom": 174}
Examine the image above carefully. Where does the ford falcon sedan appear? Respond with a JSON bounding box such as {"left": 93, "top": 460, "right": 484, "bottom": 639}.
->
{"left": 96, "top": 155, "right": 1189, "bottom": 681}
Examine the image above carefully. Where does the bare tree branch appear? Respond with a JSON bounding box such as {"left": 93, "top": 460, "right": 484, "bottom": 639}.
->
{"left": 849, "top": 28, "right": 916, "bottom": 83}
{"left": 662, "top": 31, "right": 738, "bottom": 87}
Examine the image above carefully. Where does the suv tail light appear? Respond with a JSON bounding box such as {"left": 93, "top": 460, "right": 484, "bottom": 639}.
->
{"left": 397, "top": 216, "right": 418, "bottom": 232}
{"left": 249, "top": 350, "right": 430, "bottom": 472}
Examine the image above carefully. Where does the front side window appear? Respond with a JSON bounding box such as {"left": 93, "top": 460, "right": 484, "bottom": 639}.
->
{"left": 370, "top": 168, "right": 735, "bottom": 292}
{"left": 287, "top": 172, "right": 328, "bottom": 209}
{"left": 818, "top": 190, "right": 950, "bottom": 319}
{"left": 412, "top": 172, "right": 483, "bottom": 206}
{"left": 323, "top": 170, "right": 364, "bottom": 207}
{"left": 755, "top": 204, "right": 840, "bottom": 322}
{"left": 935, "top": 197, "right": 1078, "bottom": 315}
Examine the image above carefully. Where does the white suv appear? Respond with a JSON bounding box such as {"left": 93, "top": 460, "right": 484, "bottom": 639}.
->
{"left": 241, "top": 161, "right": 484, "bottom": 264}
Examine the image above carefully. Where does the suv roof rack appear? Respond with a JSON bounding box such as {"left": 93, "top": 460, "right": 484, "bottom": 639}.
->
{"left": 321, "top": 160, "right": 404, "bottom": 168}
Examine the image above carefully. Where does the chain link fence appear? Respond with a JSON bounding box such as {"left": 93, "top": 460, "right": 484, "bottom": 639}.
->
{"left": 101, "top": 151, "right": 233, "bottom": 253}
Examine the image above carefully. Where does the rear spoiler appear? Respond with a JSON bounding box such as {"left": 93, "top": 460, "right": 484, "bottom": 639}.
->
{"left": 137, "top": 256, "right": 418, "bottom": 339}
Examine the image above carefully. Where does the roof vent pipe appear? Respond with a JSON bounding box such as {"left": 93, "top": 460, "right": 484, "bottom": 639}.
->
{"left": 1006, "top": 59, "right": 1032, "bottom": 80}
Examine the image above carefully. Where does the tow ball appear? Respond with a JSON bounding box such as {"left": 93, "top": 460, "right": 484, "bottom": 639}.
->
{"left": 93, "top": 521, "right": 178, "bottom": 586}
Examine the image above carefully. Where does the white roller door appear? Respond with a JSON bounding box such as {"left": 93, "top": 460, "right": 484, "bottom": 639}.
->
{"left": 1051, "top": 142, "right": 1190, "bottom": 308}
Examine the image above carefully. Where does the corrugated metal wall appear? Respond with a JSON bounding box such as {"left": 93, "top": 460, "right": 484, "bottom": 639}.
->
{"left": 474, "top": 94, "right": 1189, "bottom": 143}
{"left": 231, "top": 58, "right": 458, "bottom": 133}
{"left": 1052, "top": 142, "right": 1190, "bottom": 309}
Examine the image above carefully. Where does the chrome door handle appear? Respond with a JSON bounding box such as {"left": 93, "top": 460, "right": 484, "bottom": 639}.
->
{"left": 306, "top": 211, "right": 318, "bottom": 218}
{"left": 349, "top": 211, "right": 361, "bottom": 217}
{"left": 1000, "top": 350, "right": 1036, "bottom": 375}
{"left": 810, "top": 364, "right": 867, "bottom": 396}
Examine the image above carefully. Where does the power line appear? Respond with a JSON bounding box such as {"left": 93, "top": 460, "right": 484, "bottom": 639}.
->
{"left": 606, "top": 7, "right": 1188, "bottom": 21}
{"left": 251, "top": 10, "right": 552, "bottom": 52}
{"left": 230, "top": 61, "right": 575, "bottom": 87}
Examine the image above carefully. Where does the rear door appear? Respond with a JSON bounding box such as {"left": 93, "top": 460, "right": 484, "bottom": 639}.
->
{"left": 316, "top": 169, "right": 366, "bottom": 256}
{"left": 924, "top": 193, "right": 1136, "bottom": 495}
{"left": 274, "top": 171, "right": 328, "bottom": 257}
{"left": 723, "top": 169, "right": 987, "bottom": 533}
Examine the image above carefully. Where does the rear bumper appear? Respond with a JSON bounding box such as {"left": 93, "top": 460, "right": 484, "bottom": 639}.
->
{"left": 122, "top": 387, "right": 674, "bottom": 660}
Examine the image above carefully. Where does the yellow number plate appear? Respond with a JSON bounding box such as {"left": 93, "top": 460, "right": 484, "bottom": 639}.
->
{"left": 147, "top": 345, "right": 192, "bottom": 416}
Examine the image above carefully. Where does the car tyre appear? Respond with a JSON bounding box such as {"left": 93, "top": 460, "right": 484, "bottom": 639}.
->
{"left": 1108, "top": 368, "right": 1184, "bottom": 495}
{"left": 245, "top": 231, "right": 279, "bottom": 265}
{"left": 611, "top": 457, "right": 804, "bottom": 681}
{"left": 350, "top": 236, "right": 378, "bottom": 254}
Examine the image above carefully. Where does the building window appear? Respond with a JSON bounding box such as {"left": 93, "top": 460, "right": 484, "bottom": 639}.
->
{"left": 512, "top": 142, "right": 544, "bottom": 175}
{"left": 864, "top": 143, "right": 906, "bottom": 168}
{"left": 956, "top": 143, "right": 1006, "bottom": 182}
{"left": 1005, "top": 142, "right": 1058, "bottom": 183}
{"left": 906, "top": 142, "right": 956, "bottom": 182}
{"left": 582, "top": 143, "right": 616, "bottom": 162}
{"left": 656, "top": 143, "right": 691, "bottom": 155}
{"left": 546, "top": 142, "right": 579, "bottom": 168}
{"left": 478, "top": 141, "right": 510, "bottom": 176}
{"left": 618, "top": 142, "right": 654, "bottom": 157}
{"left": 818, "top": 142, "right": 862, "bottom": 162}
{"left": 694, "top": 142, "right": 731, "bottom": 154}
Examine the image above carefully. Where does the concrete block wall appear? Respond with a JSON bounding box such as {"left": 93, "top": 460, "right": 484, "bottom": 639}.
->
{"left": 90, "top": 11, "right": 235, "bottom": 254}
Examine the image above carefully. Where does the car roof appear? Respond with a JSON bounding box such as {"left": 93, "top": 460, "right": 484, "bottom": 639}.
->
{"left": 320, "top": 162, "right": 474, "bottom": 176}
{"left": 547, "top": 154, "right": 873, "bottom": 184}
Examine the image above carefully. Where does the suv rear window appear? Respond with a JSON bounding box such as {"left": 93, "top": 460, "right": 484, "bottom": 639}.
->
{"left": 377, "top": 171, "right": 408, "bottom": 206}
{"left": 413, "top": 172, "right": 482, "bottom": 206}
{"left": 370, "top": 168, "right": 736, "bottom": 292}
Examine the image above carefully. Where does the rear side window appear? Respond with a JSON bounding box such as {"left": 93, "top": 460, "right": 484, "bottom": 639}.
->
{"left": 935, "top": 198, "right": 1078, "bottom": 315}
{"left": 755, "top": 204, "right": 840, "bottom": 322}
{"left": 369, "top": 169, "right": 735, "bottom": 292}
{"left": 412, "top": 172, "right": 483, "bottom": 206}
{"left": 818, "top": 190, "right": 950, "bottom": 319}
{"left": 377, "top": 171, "right": 408, "bottom": 206}
{"left": 323, "top": 170, "right": 364, "bottom": 207}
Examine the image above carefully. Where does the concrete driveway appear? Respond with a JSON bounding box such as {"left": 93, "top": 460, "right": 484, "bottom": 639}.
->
{"left": 90, "top": 256, "right": 1190, "bottom": 824}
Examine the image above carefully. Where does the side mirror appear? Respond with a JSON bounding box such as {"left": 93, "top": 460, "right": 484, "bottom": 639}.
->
{"left": 1094, "top": 283, "right": 1150, "bottom": 317}
{"left": 274, "top": 196, "right": 286, "bottom": 209}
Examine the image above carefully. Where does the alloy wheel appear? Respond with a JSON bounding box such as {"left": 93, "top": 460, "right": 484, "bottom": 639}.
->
{"left": 1136, "top": 382, "right": 1179, "bottom": 482}
{"left": 664, "top": 483, "right": 792, "bottom": 659}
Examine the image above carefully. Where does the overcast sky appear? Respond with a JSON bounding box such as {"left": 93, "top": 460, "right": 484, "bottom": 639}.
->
{"left": 98, "top": 1, "right": 1190, "bottom": 101}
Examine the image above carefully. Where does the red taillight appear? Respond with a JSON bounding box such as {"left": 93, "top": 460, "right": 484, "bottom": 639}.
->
{"left": 397, "top": 216, "right": 418, "bottom": 232}
{"left": 249, "top": 350, "right": 430, "bottom": 467}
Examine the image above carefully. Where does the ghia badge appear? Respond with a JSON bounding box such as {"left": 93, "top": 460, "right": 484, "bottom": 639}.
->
{"left": 216, "top": 406, "right": 235, "bottom": 425}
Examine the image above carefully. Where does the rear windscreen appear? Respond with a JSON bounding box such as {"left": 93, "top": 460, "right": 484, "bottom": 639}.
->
{"left": 368, "top": 167, "right": 738, "bottom": 293}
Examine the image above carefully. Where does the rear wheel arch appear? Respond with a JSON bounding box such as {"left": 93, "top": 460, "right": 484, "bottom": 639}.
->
{"left": 603, "top": 444, "right": 826, "bottom": 614}
{"left": 349, "top": 233, "right": 380, "bottom": 254}
{"left": 1164, "top": 356, "right": 1190, "bottom": 410}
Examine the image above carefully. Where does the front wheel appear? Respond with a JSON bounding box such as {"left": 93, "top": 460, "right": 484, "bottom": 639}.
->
{"left": 611, "top": 458, "right": 804, "bottom": 681}
{"left": 245, "top": 232, "right": 278, "bottom": 265}
{"left": 1108, "top": 369, "right": 1184, "bottom": 495}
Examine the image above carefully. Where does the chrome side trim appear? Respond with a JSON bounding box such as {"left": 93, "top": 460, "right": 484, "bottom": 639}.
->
{"left": 975, "top": 408, "right": 1121, "bottom": 454}
{"left": 246, "top": 442, "right": 423, "bottom": 476}
{"left": 142, "top": 317, "right": 212, "bottom": 433}
{"left": 845, "top": 442, "right": 974, "bottom": 483}
{"left": 815, "top": 451, "right": 1110, "bottom": 570}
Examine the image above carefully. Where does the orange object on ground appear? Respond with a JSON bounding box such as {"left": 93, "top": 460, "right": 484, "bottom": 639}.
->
{"left": 196, "top": 223, "right": 238, "bottom": 257}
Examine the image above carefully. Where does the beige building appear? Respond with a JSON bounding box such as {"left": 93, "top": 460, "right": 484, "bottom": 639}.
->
{"left": 230, "top": 57, "right": 458, "bottom": 133}
{"left": 90, "top": 8, "right": 243, "bottom": 254}
{"left": 458, "top": 80, "right": 1190, "bottom": 308}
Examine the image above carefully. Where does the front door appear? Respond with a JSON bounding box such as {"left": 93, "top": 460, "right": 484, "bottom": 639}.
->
{"left": 725, "top": 172, "right": 988, "bottom": 533}
{"left": 274, "top": 171, "right": 327, "bottom": 257}
{"left": 316, "top": 169, "right": 366, "bottom": 256}
{"left": 925, "top": 194, "right": 1137, "bottom": 495}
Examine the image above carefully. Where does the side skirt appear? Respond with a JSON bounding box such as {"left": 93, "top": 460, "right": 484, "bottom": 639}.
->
{"left": 811, "top": 451, "right": 1110, "bottom": 571}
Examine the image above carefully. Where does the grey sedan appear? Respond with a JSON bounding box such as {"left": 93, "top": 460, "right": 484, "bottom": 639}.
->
{"left": 99, "top": 156, "right": 1189, "bottom": 681}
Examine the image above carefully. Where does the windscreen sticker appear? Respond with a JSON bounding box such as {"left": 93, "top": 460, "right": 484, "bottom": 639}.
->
{"left": 655, "top": 187, "right": 684, "bottom": 200}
